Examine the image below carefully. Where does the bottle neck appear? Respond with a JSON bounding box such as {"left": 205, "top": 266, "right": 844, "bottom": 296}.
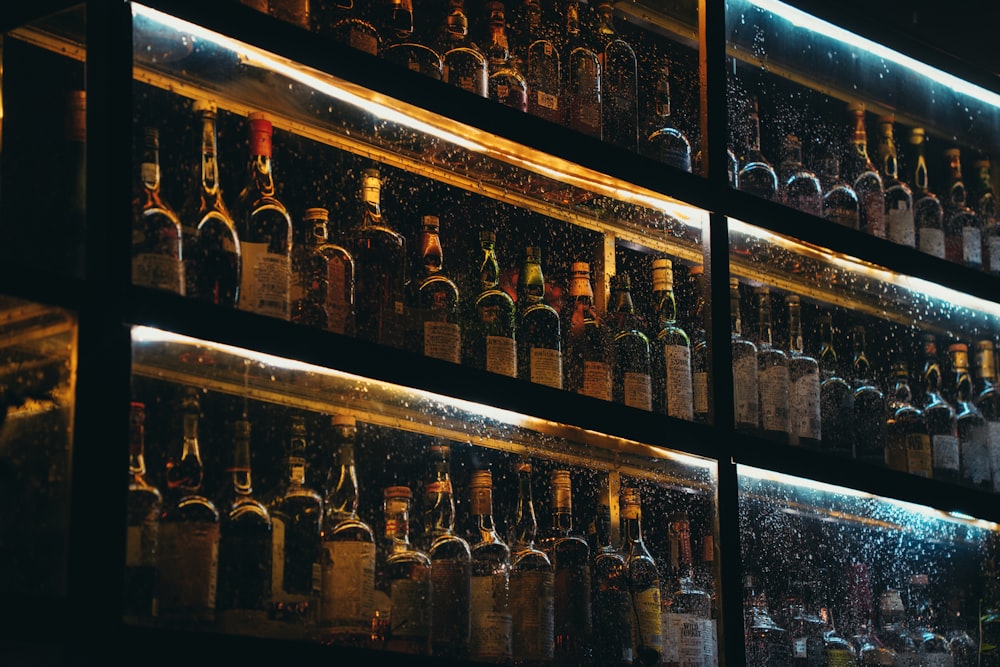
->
{"left": 230, "top": 420, "right": 255, "bottom": 498}
{"left": 424, "top": 472, "right": 457, "bottom": 538}
{"left": 653, "top": 268, "right": 678, "bottom": 328}
{"left": 669, "top": 515, "right": 695, "bottom": 582}
{"left": 129, "top": 406, "right": 148, "bottom": 480}
{"left": 485, "top": 5, "right": 510, "bottom": 65}
{"left": 756, "top": 293, "right": 775, "bottom": 348}
{"left": 419, "top": 228, "right": 444, "bottom": 276}
{"left": 361, "top": 172, "right": 383, "bottom": 224}
{"left": 479, "top": 241, "right": 500, "bottom": 291}
{"left": 470, "top": 484, "right": 501, "bottom": 538}
{"left": 818, "top": 320, "right": 838, "bottom": 375}
{"left": 384, "top": 494, "right": 414, "bottom": 553}
{"left": 912, "top": 138, "right": 930, "bottom": 193}
{"left": 140, "top": 137, "right": 162, "bottom": 196}
{"left": 879, "top": 127, "right": 899, "bottom": 180}
{"left": 512, "top": 468, "right": 539, "bottom": 547}
{"left": 328, "top": 428, "right": 360, "bottom": 518}
{"left": 286, "top": 424, "right": 309, "bottom": 487}
{"left": 787, "top": 301, "right": 804, "bottom": 355}
{"left": 247, "top": 127, "right": 276, "bottom": 196}
{"left": 199, "top": 112, "right": 221, "bottom": 197}
{"left": 730, "top": 286, "right": 743, "bottom": 338}
{"left": 518, "top": 257, "right": 546, "bottom": 305}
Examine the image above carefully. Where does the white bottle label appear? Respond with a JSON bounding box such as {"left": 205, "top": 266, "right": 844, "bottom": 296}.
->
{"left": 792, "top": 370, "right": 821, "bottom": 442}
{"left": 133, "top": 253, "right": 184, "bottom": 294}
{"left": 581, "top": 360, "right": 612, "bottom": 401}
{"left": 485, "top": 335, "right": 517, "bottom": 377}
{"left": 530, "top": 347, "right": 563, "bottom": 389}
{"left": 390, "top": 578, "right": 431, "bottom": 639}
{"left": 424, "top": 321, "right": 462, "bottom": 364}
{"left": 733, "top": 356, "right": 759, "bottom": 426}
{"left": 990, "top": 237, "right": 1000, "bottom": 273}
{"left": 759, "top": 365, "right": 790, "bottom": 433}
{"left": 964, "top": 226, "right": 983, "bottom": 265}
{"left": 932, "top": 434, "right": 960, "bottom": 473}
{"left": 663, "top": 613, "right": 708, "bottom": 666}
{"left": 887, "top": 202, "right": 915, "bottom": 247}
{"left": 271, "top": 517, "right": 286, "bottom": 596}
{"left": 693, "top": 371, "right": 709, "bottom": 417}
{"left": 961, "top": 426, "right": 991, "bottom": 486}
{"left": 320, "top": 540, "right": 376, "bottom": 629}
{"left": 158, "top": 522, "right": 219, "bottom": 616}
{"left": 624, "top": 371, "right": 652, "bottom": 411}
{"left": 470, "top": 575, "right": 513, "bottom": 660}
{"left": 665, "top": 344, "right": 694, "bottom": 420}
{"left": 919, "top": 228, "right": 946, "bottom": 258}
{"left": 239, "top": 241, "right": 291, "bottom": 319}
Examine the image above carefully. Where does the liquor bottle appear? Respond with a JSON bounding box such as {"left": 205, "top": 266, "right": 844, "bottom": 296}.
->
{"left": 785, "top": 295, "right": 820, "bottom": 448}
{"left": 942, "top": 147, "right": 983, "bottom": 269}
{"left": 876, "top": 115, "right": 915, "bottom": 247}
{"left": 467, "top": 230, "right": 517, "bottom": 377}
{"left": 608, "top": 273, "right": 652, "bottom": 411}
{"left": 438, "top": 0, "right": 489, "bottom": 97}
{"left": 267, "top": 414, "right": 323, "bottom": 631}
{"left": 318, "top": 414, "right": 376, "bottom": 646}
{"left": 405, "top": 215, "right": 462, "bottom": 363}
{"left": 850, "top": 326, "right": 888, "bottom": 467}
{"left": 133, "top": 127, "right": 184, "bottom": 294}
{"left": 737, "top": 98, "right": 778, "bottom": 202}
{"left": 778, "top": 134, "right": 822, "bottom": 217}
{"left": 593, "top": 0, "right": 637, "bottom": 152}
{"left": 381, "top": 485, "right": 432, "bottom": 655}
{"left": 186, "top": 100, "right": 240, "bottom": 307}
{"left": 909, "top": 128, "right": 946, "bottom": 259}
{"left": 778, "top": 572, "right": 825, "bottom": 665}
{"left": 948, "top": 343, "right": 991, "bottom": 489}
{"left": 467, "top": 469, "right": 513, "bottom": 663}
{"left": 730, "top": 278, "right": 759, "bottom": 434}
{"left": 905, "top": 573, "right": 954, "bottom": 664}
{"left": 620, "top": 487, "right": 662, "bottom": 667}
{"left": 884, "top": 357, "right": 932, "bottom": 477}
{"left": 517, "top": 245, "right": 563, "bottom": 388}
{"left": 508, "top": 461, "right": 555, "bottom": 665}
{"left": 234, "top": 112, "right": 292, "bottom": 320}
{"left": 971, "top": 158, "right": 1000, "bottom": 275}
{"left": 313, "top": 0, "right": 381, "bottom": 56}
{"left": 125, "top": 401, "right": 162, "bottom": 623}
{"left": 589, "top": 483, "right": 633, "bottom": 666}
{"left": 918, "top": 334, "right": 960, "bottom": 483}
{"left": 815, "top": 580, "right": 857, "bottom": 665}
{"left": 743, "top": 574, "right": 790, "bottom": 667}
{"left": 563, "top": 0, "right": 602, "bottom": 140}
{"left": 484, "top": 1, "right": 529, "bottom": 111}
{"left": 844, "top": 562, "right": 895, "bottom": 666}
{"left": 318, "top": 206, "right": 357, "bottom": 336}
{"left": 944, "top": 594, "right": 978, "bottom": 667}
{"left": 695, "top": 526, "right": 719, "bottom": 666}
{"left": 817, "top": 312, "right": 855, "bottom": 457}
{"left": 375, "top": 0, "right": 413, "bottom": 46}
{"left": 217, "top": 417, "right": 273, "bottom": 632}
{"left": 844, "top": 103, "right": 886, "bottom": 238}
{"left": 346, "top": 167, "right": 407, "bottom": 348}
{"left": 684, "top": 265, "right": 710, "bottom": 424}
{"left": 517, "top": 0, "right": 561, "bottom": 124}
{"left": 817, "top": 150, "right": 860, "bottom": 230}
{"left": 645, "top": 60, "right": 692, "bottom": 172}
{"left": 158, "top": 388, "right": 220, "bottom": 625}
{"left": 270, "top": 0, "right": 310, "bottom": 28}
{"left": 382, "top": 0, "right": 445, "bottom": 79}
{"left": 972, "top": 339, "right": 1000, "bottom": 492}
{"left": 650, "top": 259, "right": 692, "bottom": 420}
{"left": 561, "top": 261, "right": 612, "bottom": 401}
{"left": 661, "top": 511, "right": 712, "bottom": 667}
{"left": 875, "top": 587, "right": 912, "bottom": 662}
{"left": 542, "top": 469, "right": 592, "bottom": 666}
{"left": 754, "top": 287, "right": 790, "bottom": 444}
{"left": 293, "top": 207, "right": 356, "bottom": 334}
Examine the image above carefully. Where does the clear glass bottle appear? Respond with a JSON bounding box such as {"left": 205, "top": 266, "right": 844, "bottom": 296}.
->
{"left": 439, "top": 0, "right": 489, "bottom": 97}
{"left": 971, "top": 157, "right": 1000, "bottom": 275}
{"left": 125, "top": 401, "right": 162, "bottom": 623}
{"left": 731, "top": 278, "right": 760, "bottom": 434}
{"left": 517, "top": 0, "right": 561, "bottom": 125}
{"left": 754, "top": 286, "right": 790, "bottom": 444}
{"left": 817, "top": 312, "right": 855, "bottom": 458}
{"left": 620, "top": 487, "right": 662, "bottom": 667}
{"left": 786, "top": 295, "right": 820, "bottom": 448}
{"left": 876, "top": 115, "right": 915, "bottom": 248}
{"left": 484, "top": 1, "right": 529, "bottom": 111}
{"left": 593, "top": 0, "right": 637, "bottom": 152}
{"left": 949, "top": 343, "right": 992, "bottom": 489}
{"left": 234, "top": 111, "right": 293, "bottom": 321}
{"left": 563, "top": 0, "right": 602, "bottom": 140}
{"left": 737, "top": 99, "right": 779, "bottom": 202}
{"left": 844, "top": 103, "right": 886, "bottom": 238}
{"left": 744, "top": 574, "right": 791, "bottom": 667}
{"left": 818, "top": 151, "right": 861, "bottom": 230}
{"left": 972, "top": 339, "right": 1000, "bottom": 493}
{"left": 884, "top": 357, "right": 932, "bottom": 478}
{"left": 684, "top": 265, "right": 710, "bottom": 424}
{"left": 468, "top": 469, "right": 513, "bottom": 663}
{"left": 517, "top": 245, "right": 563, "bottom": 389}
{"left": 468, "top": 230, "right": 517, "bottom": 377}
{"left": 779, "top": 134, "right": 822, "bottom": 217}
{"left": 942, "top": 147, "right": 983, "bottom": 270}
{"left": 561, "top": 261, "right": 612, "bottom": 401}
{"left": 381, "top": 485, "right": 432, "bottom": 655}
{"left": 909, "top": 128, "right": 946, "bottom": 259}
{"left": 919, "top": 334, "right": 961, "bottom": 483}
{"left": 645, "top": 60, "right": 692, "bottom": 172}
{"left": 405, "top": 215, "right": 462, "bottom": 364}
{"left": 381, "top": 0, "right": 445, "bottom": 80}
{"left": 133, "top": 127, "right": 185, "bottom": 294}
{"left": 661, "top": 511, "right": 712, "bottom": 667}
{"left": 589, "top": 485, "right": 633, "bottom": 667}
{"left": 850, "top": 325, "right": 888, "bottom": 467}
{"left": 291, "top": 207, "right": 332, "bottom": 329}
{"left": 608, "top": 273, "right": 652, "bottom": 411}
{"left": 905, "top": 573, "right": 955, "bottom": 665}
{"left": 652, "top": 259, "right": 693, "bottom": 420}
{"left": 313, "top": 0, "right": 381, "bottom": 56}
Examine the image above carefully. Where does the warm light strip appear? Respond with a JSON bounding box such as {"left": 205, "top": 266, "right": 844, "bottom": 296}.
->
{"left": 745, "top": 0, "right": 1000, "bottom": 110}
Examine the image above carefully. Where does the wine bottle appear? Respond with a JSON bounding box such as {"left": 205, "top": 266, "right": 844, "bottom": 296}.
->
{"left": 405, "top": 215, "right": 462, "bottom": 363}
{"left": 909, "top": 128, "right": 946, "bottom": 259}
{"left": 608, "top": 273, "right": 652, "bottom": 411}
{"left": 593, "top": 0, "right": 637, "bottom": 152}
{"left": 884, "top": 357, "right": 932, "bottom": 477}
{"left": 562, "top": 0, "right": 602, "bottom": 140}
{"left": 651, "top": 259, "right": 693, "bottom": 420}
{"left": 817, "top": 312, "right": 854, "bottom": 457}
{"left": 942, "top": 147, "right": 983, "bottom": 270}
{"left": 517, "top": 245, "right": 563, "bottom": 388}
{"left": 125, "top": 401, "right": 162, "bottom": 623}
{"left": 562, "top": 261, "right": 612, "bottom": 401}
{"left": 381, "top": 485, "right": 432, "bottom": 654}
{"left": 785, "top": 295, "right": 820, "bottom": 448}
{"left": 316, "top": 206, "right": 357, "bottom": 336}
{"left": 484, "top": 1, "right": 529, "bottom": 111}
{"left": 737, "top": 99, "right": 778, "bottom": 202}
{"left": 438, "top": 0, "right": 489, "bottom": 97}
{"left": 730, "top": 278, "right": 759, "bottom": 434}
{"left": 949, "top": 343, "right": 991, "bottom": 489}
{"left": 467, "top": 230, "right": 517, "bottom": 377}
{"left": 918, "top": 334, "right": 960, "bottom": 482}
{"left": 817, "top": 150, "right": 860, "bottom": 230}
{"left": 645, "top": 60, "right": 692, "bottom": 172}
{"left": 133, "top": 127, "right": 185, "bottom": 294}
{"left": 850, "top": 325, "right": 888, "bottom": 467}
{"left": 517, "top": 0, "right": 562, "bottom": 125}
{"left": 620, "top": 487, "right": 662, "bottom": 667}
{"left": 467, "top": 469, "right": 514, "bottom": 663}
{"left": 683, "top": 265, "right": 710, "bottom": 424}
{"left": 844, "top": 103, "right": 886, "bottom": 238}
{"left": 290, "top": 207, "right": 331, "bottom": 329}
{"left": 876, "top": 115, "right": 915, "bottom": 248}
{"left": 778, "top": 134, "right": 822, "bottom": 217}
{"left": 754, "top": 287, "right": 790, "bottom": 444}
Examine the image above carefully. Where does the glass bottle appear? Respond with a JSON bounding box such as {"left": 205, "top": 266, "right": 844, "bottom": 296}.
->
{"left": 620, "top": 487, "right": 662, "bottom": 667}
{"left": 731, "top": 278, "right": 759, "bottom": 434}
{"left": 652, "top": 259, "right": 693, "bottom": 420}
{"left": 737, "top": 98, "right": 778, "bottom": 202}
{"left": 561, "top": 261, "right": 612, "bottom": 401}
{"left": 875, "top": 587, "right": 912, "bottom": 663}
{"left": 234, "top": 111, "right": 293, "bottom": 321}
{"left": 267, "top": 414, "right": 323, "bottom": 632}
{"left": 661, "top": 511, "right": 712, "bottom": 667}
{"left": 593, "top": 0, "right": 637, "bottom": 152}
{"left": 563, "top": 0, "right": 602, "bottom": 140}
{"left": 884, "top": 357, "right": 932, "bottom": 477}
{"left": 346, "top": 167, "right": 407, "bottom": 348}
{"left": 744, "top": 574, "right": 791, "bottom": 667}
{"left": 778, "top": 134, "right": 822, "bottom": 217}
{"left": 125, "top": 401, "right": 162, "bottom": 623}
{"left": 590, "top": 484, "right": 633, "bottom": 667}
{"left": 906, "top": 573, "right": 954, "bottom": 665}
{"left": 785, "top": 295, "right": 820, "bottom": 448}
{"left": 844, "top": 562, "right": 895, "bottom": 667}
{"left": 778, "top": 572, "right": 825, "bottom": 666}
{"left": 684, "top": 265, "right": 710, "bottom": 424}
{"left": 294, "top": 207, "right": 356, "bottom": 335}
{"left": 381, "top": 485, "right": 432, "bottom": 655}
{"left": 186, "top": 100, "right": 240, "bottom": 307}
{"left": 515, "top": 0, "right": 560, "bottom": 125}
{"left": 755, "top": 286, "right": 790, "bottom": 444}
{"left": 645, "top": 60, "right": 691, "bottom": 172}
{"left": 158, "top": 388, "right": 220, "bottom": 625}
{"left": 508, "top": 460, "right": 555, "bottom": 665}
{"left": 918, "top": 334, "right": 960, "bottom": 483}
{"left": 876, "top": 115, "right": 915, "bottom": 247}
{"left": 484, "top": 1, "right": 529, "bottom": 111}
{"left": 517, "top": 245, "right": 563, "bottom": 388}
{"left": 909, "top": 128, "right": 946, "bottom": 259}
{"left": 405, "top": 215, "right": 462, "bottom": 364}
{"left": 944, "top": 594, "right": 978, "bottom": 667}
{"left": 217, "top": 418, "right": 273, "bottom": 632}
{"left": 949, "top": 343, "right": 991, "bottom": 489}
{"left": 818, "top": 151, "right": 860, "bottom": 230}
{"left": 468, "top": 230, "right": 517, "bottom": 377}
{"left": 608, "top": 273, "right": 652, "bottom": 411}
{"left": 468, "top": 469, "right": 513, "bottom": 663}
{"left": 133, "top": 127, "right": 184, "bottom": 294}
{"left": 972, "top": 339, "right": 1000, "bottom": 493}
{"left": 817, "top": 312, "right": 855, "bottom": 457}
{"left": 971, "top": 158, "right": 1000, "bottom": 275}
{"left": 270, "top": 0, "right": 310, "bottom": 28}
{"left": 844, "top": 103, "right": 886, "bottom": 238}
{"left": 313, "top": 0, "right": 381, "bottom": 56}
{"left": 942, "top": 147, "right": 983, "bottom": 269}
{"left": 318, "top": 414, "right": 376, "bottom": 647}
{"left": 695, "top": 526, "right": 719, "bottom": 666}
{"left": 381, "top": 0, "right": 445, "bottom": 80}
{"left": 850, "top": 325, "right": 888, "bottom": 467}
{"left": 439, "top": 0, "right": 489, "bottom": 97}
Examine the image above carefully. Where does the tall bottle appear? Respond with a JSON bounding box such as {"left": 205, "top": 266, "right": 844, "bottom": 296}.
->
{"left": 844, "top": 103, "right": 886, "bottom": 238}
{"left": 972, "top": 339, "right": 1000, "bottom": 492}
{"left": 754, "top": 287, "right": 790, "bottom": 444}
{"left": 910, "top": 128, "right": 946, "bottom": 259}
{"left": 918, "top": 334, "right": 960, "bottom": 483}
{"left": 515, "top": 0, "right": 561, "bottom": 124}
{"left": 590, "top": 484, "right": 633, "bottom": 667}
{"left": 517, "top": 245, "right": 563, "bottom": 388}
{"left": 651, "top": 259, "right": 693, "bottom": 420}
{"left": 133, "top": 127, "right": 184, "bottom": 294}
{"left": 661, "top": 511, "right": 713, "bottom": 667}
{"left": 318, "top": 414, "right": 376, "bottom": 647}
{"left": 737, "top": 98, "right": 778, "bottom": 202}
{"left": 235, "top": 112, "right": 292, "bottom": 320}
{"left": 620, "top": 487, "right": 662, "bottom": 667}
{"left": 744, "top": 573, "right": 790, "bottom": 667}
{"left": 876, "top": 115, "right": 915, "bottom": 248}
{"left": 905, "top": 573, "right": 954, "bottom": 665}
{"left": 942, "top": 147, "right": 983, "bottom": 269}
{"left": 125, "top": 401, "right": 162, "bottom": 623}
{"left": 561, "top": 261, "right": 612, "bottom": 401}
{"left": 971, "top": 158, "right": 1000, "bottom": 275}
{"left": 381, "top": 0, "right": 445, "bottom": 80}
{"left": 817, "top": 150, "right": 860, "bottom": 230}
{"left": 468, "top": 469, "right": 513, "bottom": 663}
{"left": 346, "top": 167, "right": 407, "bottom": 348}
{"left": 186, "top": 100, "right": 240, "bottom": 307}
{"left": 730, "top": 278, "right": 760, "bottom": 434}
{"left": 467, "top": 230, "right": 517, "bottom": 377}
{"left": 267, "top": 414, "right": 323, "bottom": 632}
{"left": 406, "top": 215, "right": 462, "bottom": 363}
{"left": 609, "top": 273, "right": 652, "bottom": 411}
{"left": 439, "top": 0, "right": 489, "bottom": 97}
{"left": 684, "top": 265, "right": 710, "bottom": 424}
{"left": 778, "top": 134, "right": 822, "bottom": 217}
{"left": 217, "top": 417, "right": 273, "bottom": 632}
{"left": 312, "top": 0, "right": 381, "bottom": 56}
{"left": 817, "top": 312, "right": 855, "bottom": 457}
{"left": 949, "top": 343, "right": 991, "bottom": 489}
{"left": 508, "top": 461, "right": 555, "bottom": 665}
{"left": 484, "top": 1, "right": 529, "bottom": 111}
{"left": 785, "top": 295, "right": 820, "bottom": 448}
{"left": 381, "top": 485, "right": 432, "bottom": 655}
{"left": 593, "top": 0, "right": 637, "bottom": 152}
{"left": 884, "top": 357, "right": 932, "bottom": 477}
{"left": 292, "top": 207, "right": 356, "bottom": 334}
{"left": 850, "top": 326, "right": 888, "bottom": 467}
{"left": 563, "top": 0, "right": 602, "bottom": 140}
{"left": 645, "top": 60, "right": 692, "bottom": 172}
{"left": 158, "top": 388, "right": 220, "bottom": 625}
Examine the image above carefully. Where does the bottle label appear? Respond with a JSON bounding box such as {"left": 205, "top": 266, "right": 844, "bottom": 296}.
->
{"left": 390, "top": 577, "right": 431, "bottom": 639}
{"left": 530, "top": 347, "right": 563, "bottom": 389}
{"left": 424, "top": 321, "right": 462, "bottom": 364}
{"left": 963, "top": 226, "right": 983, "bottom": 266}
{"left": 662, "top": 613, "right": 708, "bottom": 665}
{"left": 990, "top": 237, "right": 1000, "bottom": 273}
{"left": 733, "top": 356, "right": 759, "bottom": 426}
{"left": 961, "top": 424, "right": 991, "bottom": 486}
{"left": 886, "top": 433, "right": 909, "bottom": 472}
{"left": 759, "top": 365, "right": 790, "bottom": 433}
{"left": 827, "top": 648, "right": 855, "bottom": 667}
{"left": 320, "top": 540, "right": 376, "bottom": 629}
{"left": 919, "top": 228, "right": 946, "bottom": 258}
{"left": 905, "top": 433, "right": 933, "bottom": 478}
{"left": 509, "top": 570, "right": 555, "bottom": 661}
{"left": 485, "top": 335, "right": 517, "bottom": 377}
{"left": 703, "top": 618, "right": 718, "bottom": 666}
{"left": 470, "top": 575, "right": 513, "bottom": 660}
{"left": 125, "top": 520, "right": 158, "bottom": 568}
{"left": 624, "top": 371, "right": 653, "bottom": 411}
{"left": 431, "top": 559, "right": 472, "bottom": 645}
{"left": 989, "top": 422, "right": 1000, "bottom": 492}
{"left": 792, "top": 636, "right": 808, "bottom": 659}
{"left": 633, "top": 586, "right": 663, "bottom": 653}
{"left": 665, "top": 344, "right": 694, "bottom": 421}
{"left": 693, "top": 371, "right": 709, "bottom": 417}
{"left": 861, "top": 192, "right": 886, "bottom": 237}
{"left": 327, "top": 259, "right": 351, "bottom": 335}
{"left": 347, "top": 26, "right": 378, "bottom": 56}
{"left": 792, "top": 369, "right": 821, "bottom": 441}
{"left": 158, "top": 521, "right": 219, "bottom": 619}
{"left": 239, "top": 240, "right": 291, "bottom": 319}
{"left": 581, "top": 360, "right": 612, "bottom": 401}
{"left": 932, "top": 434, "right": 960, "bottom": 473}
{"left": 536, "top": 89, "right": 559, "bottom": 111}
{"left": 133, "top": 253, "right": 184, "bottom": 294}
{"left": 272, "top": 517, "right": 286, "bottom": 596}
{"left": 887, "top": 201, "right": 915, "bottom": 247}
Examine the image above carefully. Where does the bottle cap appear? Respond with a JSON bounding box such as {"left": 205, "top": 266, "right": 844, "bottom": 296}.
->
{"left": 785, "top": 294, "right": 800, "bottom": 305}
{"left": 332, "top": 414, "right": 356, "bottom": 427}
{"left": 944, "top": 147, "right": 961, "bottom": 159}
{"left": 384, "top": 485, "right": 412, "bottom": 500}
{"left": 247, "top": 111, "right": 273, "bottom": 133}
{"left": 525, "top": 246, "right": 542, "bottom": 261}
{"left": 729, "top": 277, "right": 740, "bottom": 289}
{"left": 570, "top": 261, "right": 590, "bottom": 275}
{"left": 550, "top": 470, "right": 571, "bottom": 487}
{"left": 470, "top": 470, "right": 493, "bottom": 488}
{"left": 480, "top": 230, "right": 496, "bottom": 244}
{"left": 516, "top": 459, "right": 532, "bottom": 474}
{"left": 689, "top": 264, "right": 704, "bottom": 276}
{"left": 878, "top": 114, "right": 895, "bottom": 125}
{"left": 191, "top": 98, "right": 218, "bottom": 114}
{"left": 303, "top": 207, "right": 329, "bottom": 221}
{"left": 429, "top": 443, "right": 451, "bottom": 457}
{"left": 422, "top": 215, "right": 440, "bottom": 230}
{"left": 948, "top": 342, "right": 968, "bottom": 353}
{"left": 909, "top": 127, "right": 926, "bottom": 143}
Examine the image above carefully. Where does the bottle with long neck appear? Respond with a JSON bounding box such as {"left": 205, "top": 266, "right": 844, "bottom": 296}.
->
{"left": 909, "top": 128, "right": 946, "bottom": 259}
{"left": 906, "top": 573, "right": 954, "bottom": 664}
{"left": 737, "top": 98, "right": 778, "bottom": 202}
{"left": 949, "top": 343, "right": 991, "bottom": 489}
{"left": 609, "top": 273, "right": 652, "bottom": 411}
{"left": 439, "top": 0, "right": 489, "bottom": 97}
{"left": 684, "top": 265, "right": 710, "bottom": 424}
{"left": 593, "top": 0, "right": 637, "bottom": 152}
{"left": 817, "top": 312, "right": 855, "bottom": 457}
{"left": 589, "top": 486, "right": 633, "bottom": 667}
{"left": 562, "top": 261, "right": 612, "bottom": 401}
{"left": 484, "top": 1, "right": 529, "bottom": 111}
{"left": 406, "top": 215, "right": 461, "bottom": 363}
{"left": 381, "top": 0, "right": 445, "bottom": 80}
{"left": 516, "top": 0, "right": 561, "bottom": 124}
{"left": 755, "top": 287, "right": 790, "bottom": 444}
{"left": 818, "top": 150, "right": 860, "bottom": 230}
{"left": 876, "top": 115, "right": 915, "bottom": 247}
{"left": 786, "top": 295, "right": 820, "bottom": 448}
{"left": 972, "top": 340, "right": 1000, "bottom": 493}
{"left": 468, "top": 230, "right": 517, "bottom": 377}
{"left": 563, "top": 0, "right": 602, "bottom": 140}
{"left": 844, "top": 103, "right": 886, "bottom": 238}
{"left": 850, "top": 326, "right": 888, "bottom": 467}
{"left": 468, "top": 469, "right": 513, "bottom": 663}
{"left": 652, "top": 259, "right": 693, "bottom": 420}
{"left": 645, "top": 60, "right": 692, "bottom": 172}
{"left": 661, "top": 511, "right": 713, "bottom": 667}
{"left": 125, "top": 401, "right": 162, "bottom": 623}
{"left": 731, "top": 278, "right": 760, "bottom": 434}
{"left": 133, "top": 127, "right": 184, "bottom": 294}
{"left": 291, "top": 207, "right": 332, "bottom": 329}
{"left": 235, "top": 111, "right": 292, "bottom": 321}
{"left": 319, "top": 414, "right": 376, "bottom": 647}
{"left": 942, "top": 147, "right": 983, "bottom": 270}
{"left": 517, "top": 245, "right": 563, "bottom": 388}
{"left": 919, "top": 334, "right": 960, "bottom": 482}
{"left": 187, "top": 100, "right": 240, "bottom": 307}
{"left": 884, "top": 357, "right": 932, "bottom": 478}
{"left": 621, "top": 487, "right": 662, "bottom": 667}
{"left": 779, "top": 134, "right": 822, "bottom": 217}
{"left": 381, "top": 485, "right": 432, "bottom": 655}
{"left": 744, "top": 573, "right": 790, "bottom": 666}
{"left": 313, "top": 0, "right": 381, "bottom": 55}
{"left": 971, "top": 158, "right": 1000, "bottom": 275}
